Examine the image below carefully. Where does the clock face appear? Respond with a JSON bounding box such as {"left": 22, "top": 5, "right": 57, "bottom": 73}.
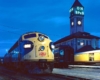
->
{"left": 77, "top": 20, "right": 81, "bottom": 25}
{"left": 71, "top": 22, "right": 74, "bottom": 26}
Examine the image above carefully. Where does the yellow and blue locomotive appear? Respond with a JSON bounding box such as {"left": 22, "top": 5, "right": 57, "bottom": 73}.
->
{"left": 4, "top": 32, "right": 55, "bottom": 74}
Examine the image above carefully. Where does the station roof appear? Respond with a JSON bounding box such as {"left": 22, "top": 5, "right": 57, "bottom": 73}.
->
{"left": 54, "top": 32, "right": 100, "bottom": 45}
{"left": 76, "top": 45, "right": 94, "bottom": 53}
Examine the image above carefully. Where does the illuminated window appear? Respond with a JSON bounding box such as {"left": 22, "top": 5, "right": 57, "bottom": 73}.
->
{"left": 80, "top": 7, "right": 83, "bottom": 10}
{"left": 75, "top": 11, "right": 78, "bottom": 14}
{"left": 72, "top": 8, "right": 73, "bottom": 11}
{"left": 78, "top": 11, "right": 80, "bottom": 14}
{"left": 80, "top": 42, "right": 84, "bottom": 46}
{"left": 77, "top": 7, "right": 80, "bottom": 10}
{"left": 80, "top": 12, "right": 82, "bottom": 15}
{"left": 82, "top": 12, "right": 84, "bottom": 15}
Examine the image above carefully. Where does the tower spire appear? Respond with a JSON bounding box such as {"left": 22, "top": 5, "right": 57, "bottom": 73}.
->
{"left": 69, "top": 0, "right": 84, "bottom": 34}
{"left": 71, "top": 0, "right": 83, "bottom": 8}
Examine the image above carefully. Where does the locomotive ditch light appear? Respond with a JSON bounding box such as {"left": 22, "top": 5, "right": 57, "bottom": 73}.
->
{"left": 38, "top": 36, "right": 44, "bottom": 41}
{"left": 24, "top": 44, "right": 31, "bottom": 48}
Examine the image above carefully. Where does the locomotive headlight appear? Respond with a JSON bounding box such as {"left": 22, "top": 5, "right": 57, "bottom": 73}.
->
{"left": 50, "top": 42, "right": 55, "bottom": 50}
{"left": 51, "top": 45, "right": 55, "bottom": 49}
{"left": 24, "top": 44, "right": 31, "bottom": 48}
{"left": 38, "top": 36, "right": 44, "bottom": 41}
{"left": 39, "top": 46, "right": 45, "bottom": 51}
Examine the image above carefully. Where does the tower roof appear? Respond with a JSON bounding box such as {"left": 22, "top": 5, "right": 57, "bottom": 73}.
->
{"left": 71, "top": 0, "right": 83, "bottom": 8}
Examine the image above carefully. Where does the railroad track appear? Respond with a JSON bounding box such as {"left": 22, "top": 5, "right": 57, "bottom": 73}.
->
{"left": 0, "top": 66, "right": 90, "bottom": 80}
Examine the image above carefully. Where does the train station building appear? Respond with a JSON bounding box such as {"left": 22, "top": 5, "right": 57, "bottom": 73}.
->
{"left": 54, "top": 0, "right": 100, "bottom": 53}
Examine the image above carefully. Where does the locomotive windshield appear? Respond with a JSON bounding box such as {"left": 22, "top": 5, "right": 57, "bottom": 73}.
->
{"left": 38, "top": 34, "right": 48, "bottom": 38}
{"left": 24, "top": 34, "right": 36, "bottom": 39}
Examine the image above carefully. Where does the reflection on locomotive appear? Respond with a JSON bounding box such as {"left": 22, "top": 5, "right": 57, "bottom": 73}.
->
{"left": 3, "top": 32, "right": 54, "bottom": 74}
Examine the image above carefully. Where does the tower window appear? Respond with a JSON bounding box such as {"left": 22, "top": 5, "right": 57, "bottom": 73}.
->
{"left": 77, "top": 7, "right": 83, "bottom": 11}
{"left": 75, "top": 11, "right": 78, "bottom": 14}
{"left": 69, "top": 8, "right": 74, "bottom": 13}
{"left": 80, "top": 7, "right": 83, "bottom": 10}
{"left": 77, "top": 7, "right": 80, "bottom": 10}
{"left": 82, "top": 12, "right": 84, "bottom": 15}
{"left": 71, "top": 8, "right": 73, "bottom": 11}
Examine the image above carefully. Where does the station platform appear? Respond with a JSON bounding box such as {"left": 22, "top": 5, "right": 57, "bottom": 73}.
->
{"left": 52, "top": 68, "right": 100, "bottom": 80}
{"left": 69, "top": 65, "right": 100, "bottom": 68}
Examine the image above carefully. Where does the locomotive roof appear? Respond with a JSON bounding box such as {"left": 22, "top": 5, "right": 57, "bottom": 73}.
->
{"left": 54, "top": 32, "right": 100, "bottom": 44}
{"left": 23, "top": 31, "right": 46, "bottom": 35}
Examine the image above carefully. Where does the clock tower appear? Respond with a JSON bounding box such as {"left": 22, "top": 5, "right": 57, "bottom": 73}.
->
{"left": 69, "top": 0, "right": 84, "bottom": 34}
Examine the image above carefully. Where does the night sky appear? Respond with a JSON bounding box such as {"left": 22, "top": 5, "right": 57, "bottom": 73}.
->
{"left": 0, "top": 0, "right": 100, "bottom": 56}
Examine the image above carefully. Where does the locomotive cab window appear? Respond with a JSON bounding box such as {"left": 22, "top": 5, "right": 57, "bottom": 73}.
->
{"left": 24, "top": 34, "right": 36, "bottom": 39}
{"left": 38, "top": 34, "right": 48, "bottom": 39}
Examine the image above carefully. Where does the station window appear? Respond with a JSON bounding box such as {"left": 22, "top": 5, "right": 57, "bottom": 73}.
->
{"left": 86, "top": 40, "right": 88, "bottom": 45}
{"left": 77, "top": 41, "right": 80, "bottom": 45}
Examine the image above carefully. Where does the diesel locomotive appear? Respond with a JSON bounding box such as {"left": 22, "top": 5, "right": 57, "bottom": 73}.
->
{"left": 3, "top": 32, "right": 55, "bottom": 74}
